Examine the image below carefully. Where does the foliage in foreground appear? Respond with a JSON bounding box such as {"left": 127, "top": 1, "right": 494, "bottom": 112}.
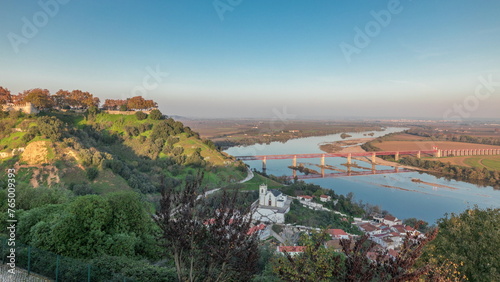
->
{"left": 422, "top": 207, "right": 500, "bottom": 281}
{"left": 155, "top": 172, "right": 260, "bottom": 281}
{"left": 270, "top": 227, "right": 467, "bottom": 281}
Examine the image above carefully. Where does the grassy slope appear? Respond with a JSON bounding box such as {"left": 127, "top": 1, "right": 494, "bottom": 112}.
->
{"left": 241, "top": 173, "right": 282, "bottom": 191}
{"left": 1, "top": 112, "right": 249, "bottom": 193}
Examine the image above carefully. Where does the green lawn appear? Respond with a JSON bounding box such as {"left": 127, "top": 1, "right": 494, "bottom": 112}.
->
{"left": 464, "top": 156, "right": 500, "bottom": 171}
{"left": 481, "top": 158, "right": 500, "bottom": 171}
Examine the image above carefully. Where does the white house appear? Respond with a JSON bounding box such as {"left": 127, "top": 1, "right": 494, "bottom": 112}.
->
{"left": 358, "top": 223, "right": 382, "bottom": 236}
{"left": 382, "top": 215, "right": 402, "bottom": 227}
{"left": 320, "top": 195, "right": 331, "bottom": 202}
{"left": 297, "top": 195, "right": 313, "bottom": 202}
{"left": 253, "top": 184, "right": 291, "bottom": 224}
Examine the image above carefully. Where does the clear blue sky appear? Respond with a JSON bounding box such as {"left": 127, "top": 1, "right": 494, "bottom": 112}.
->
{"left": 1, "top": 0, "right": 499, "bottom": 119}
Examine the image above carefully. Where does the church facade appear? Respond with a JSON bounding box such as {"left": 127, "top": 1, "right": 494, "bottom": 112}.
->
{"left": 253, "top": 184, "right": 291, "bottom": 224}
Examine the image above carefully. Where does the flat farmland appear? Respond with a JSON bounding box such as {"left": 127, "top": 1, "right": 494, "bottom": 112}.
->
{"left": 181, "top": 119, "right": 384, "bottom": 148}
{"left": 374, "top": 140, "right": 500, "bottom": 151}
{"left": 428, "top": 155, "right": 500, "bottom": 171}
{"left": 380, "top": 133, "right": 429, "bottom": 141}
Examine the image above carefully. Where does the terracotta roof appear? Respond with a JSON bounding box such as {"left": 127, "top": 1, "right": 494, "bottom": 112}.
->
{"left": 388, "top": 249, "right": 399, "bottom": 258}
{"left": 327, "top": 229, "right": 348, "bottom": 236}
{"left": 247, "top": 224, "right": 267, "bottom": 235}
{"left": 320, "top": 195, "right": 330, "bottom": 198}
{"left": 405, "top": 225, "right": 415, "bottom": 231}
{"left": 384, "top": 215, "right": 397, "bottom": 221}
{"left": 298, "top": 195, "right": 313, "bottom": 199}
{"left": 392, "top": 225, "right": 406, "bottom": 233}
{"left": 359, "top": 223, "right": 378, "bottom": 232}
{"left": 279, "top": 246, "right": 306, "bottom": 253}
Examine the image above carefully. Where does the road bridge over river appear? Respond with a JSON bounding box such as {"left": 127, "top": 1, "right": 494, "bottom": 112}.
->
{"left": 234, "top": 147, "right": 500, "bottom": 179}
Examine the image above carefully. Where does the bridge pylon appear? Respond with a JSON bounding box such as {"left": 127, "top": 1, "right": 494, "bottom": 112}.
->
{"left": 371, "top": 152, "right": 376, "bottom": 164}
{"left": 292, "top": 155, "right": 297, "bottom": 167}
{"left": 347, "top": 153, "right": 351, "bottom": 164}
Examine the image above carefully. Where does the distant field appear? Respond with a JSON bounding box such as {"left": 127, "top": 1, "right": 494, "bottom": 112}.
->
{"left": 182, "top": 119, "right": 384, "bottom": 148}
{"left": 381, "top": 133, "right": 429, "bottom": 141}
{"left": 428, "top": 155, "right": 500, "bottom": 171}
{"left": 374, "top": 140, "right": 500, "bottom": 151}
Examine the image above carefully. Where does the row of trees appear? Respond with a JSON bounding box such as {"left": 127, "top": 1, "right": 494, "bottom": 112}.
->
{"left": 102, "top": 96, "right": 157, "bottom": 111}
{"left": 0, "top": 87, "right": 99, "bottom": 110}
{"left": 0, "top": 86, "right": 159, "bottom": 111}
{"left": 400, "top": 156, "right": 500, "bottom": 186}
{"left": 406, "top": 128, "right": 500, "bottom": 146}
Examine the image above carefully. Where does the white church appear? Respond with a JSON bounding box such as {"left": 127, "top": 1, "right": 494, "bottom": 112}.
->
{"left": 253, "top": 184, "right": 291, "bottom": 224}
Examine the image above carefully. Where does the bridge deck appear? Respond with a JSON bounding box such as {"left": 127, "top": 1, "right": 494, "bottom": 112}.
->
{"left": 235, "top": 150, "right": 436, "bottom": 160}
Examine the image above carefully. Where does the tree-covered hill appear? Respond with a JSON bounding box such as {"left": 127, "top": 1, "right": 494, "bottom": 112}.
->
{"left": 0, "top": 108, "right": 247, "bottom": 198}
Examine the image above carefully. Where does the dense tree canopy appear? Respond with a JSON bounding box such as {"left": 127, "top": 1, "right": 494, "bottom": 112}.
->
{"left": 18, "top": 88, "right": 54, "bottom": 109}
{"left": 422, "top": 207, "right": 500, "bottom": 281}
{"left": 126, "top": 96, "right": 157, "bottom": 110}
{"left": 17, "top": 192, "right": 158, "bottom": 260}
{"left": 102, "top": 98, "right": 128, "bottom": 110}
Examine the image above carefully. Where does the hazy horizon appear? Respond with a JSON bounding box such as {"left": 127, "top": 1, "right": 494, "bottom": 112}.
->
{"left": 1, "top": 1, "right": 500, "bottom": 119}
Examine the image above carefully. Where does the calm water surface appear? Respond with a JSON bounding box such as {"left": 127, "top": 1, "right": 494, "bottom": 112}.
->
{"left": 225, "top": 128, "right": 500, "bottom": 223}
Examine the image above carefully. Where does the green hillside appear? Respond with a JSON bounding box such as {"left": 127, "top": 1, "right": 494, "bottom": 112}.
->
{"left": 0, "top": 110, "right": 247, "bottom": 196}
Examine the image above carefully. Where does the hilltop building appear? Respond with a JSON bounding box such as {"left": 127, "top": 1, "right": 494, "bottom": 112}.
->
{"left": 2, "top": 102, "right": 39, "bottom": 114}
{"left": 253, "top": 184, "right": 291, "bottom": 224}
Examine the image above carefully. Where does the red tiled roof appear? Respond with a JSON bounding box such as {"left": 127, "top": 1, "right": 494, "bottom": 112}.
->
{"left": 384, "top": 215, "right": 397, "bottom": 221}
{"left": 393, "top": 225, "right": 406, "bottom": 233}
{"left": 279, "top": 246, "right": 306, "bottom": 253}
{"left": 360, "top": 223, "right": 378, "bottom": 232}
{"left": 388, "top": 249, "right": 399, "bottom": 258}
{"left": 247, "top": 224, "right": 266, "bottom": 235}
{"left": 320, "top": 195, "right": 330, "bottom": 198}
{"left": 327, "top": 229, "right": 348, "bottom": 236}
{"left": 405, "top": 225, "right": 415, "bottom": 231}
{"left": 298, "top": 195, "right": 313, "bottom": 199}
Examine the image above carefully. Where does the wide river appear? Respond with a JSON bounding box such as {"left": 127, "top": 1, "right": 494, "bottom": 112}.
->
{"left": 225, "top": 128, "right": 500, "bottom": 224}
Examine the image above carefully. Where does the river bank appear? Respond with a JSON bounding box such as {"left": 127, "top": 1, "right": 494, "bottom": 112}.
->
{"left": 225, "top": 127, "right": 500, "bottom": 223}
{"left": 319, "top": 138, "right": 424, "bottom": 171}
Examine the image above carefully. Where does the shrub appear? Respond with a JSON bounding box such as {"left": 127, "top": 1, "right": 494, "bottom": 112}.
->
{"left": 71, "top": 183, "right": 96, "bottom": 196}
{"left": 135, "top": 111, "right": 147, "bottom": 120}
{"left": 86, "top": 167, "right": 99, "bottom": 181}
{"left": 149, "top": 109, "right": 163, "bottom": 120}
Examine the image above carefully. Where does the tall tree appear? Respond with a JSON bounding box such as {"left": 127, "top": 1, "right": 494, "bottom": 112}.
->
{"left": 103, "top": 99, "right": 127, "bottom": 110}
{"left": 0, "top": 86, "right": 12, "bottom": 104}
{"left": 127, "top": 96, "right": 157, "bottom": 110}
{"left": 18, "top": 88, "right": 54, "bottom": 109}
{"left": 155, "top": 172, "right": 259, "bottom": 281}
{"left": 52, "top": 89, "right": 71, "bottom": 109}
